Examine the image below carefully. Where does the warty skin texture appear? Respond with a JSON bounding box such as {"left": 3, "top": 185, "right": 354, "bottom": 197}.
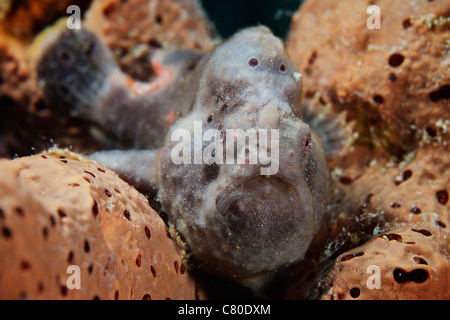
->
{"left": 32, "top": 24, "right": 330, "bottom": 285}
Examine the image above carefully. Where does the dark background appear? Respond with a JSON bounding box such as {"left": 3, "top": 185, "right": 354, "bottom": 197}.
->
{"left": 200, "top": 0, "right": 303, "bottom": 39}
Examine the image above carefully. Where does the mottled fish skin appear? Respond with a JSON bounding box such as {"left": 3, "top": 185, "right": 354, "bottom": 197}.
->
{"left": 32, "top": 24, "right": 330, "bottom": 284}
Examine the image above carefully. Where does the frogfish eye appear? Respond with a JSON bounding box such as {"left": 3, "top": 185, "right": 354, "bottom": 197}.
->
{"left": 248, "top": 58, "right": 258, "bottom": 67}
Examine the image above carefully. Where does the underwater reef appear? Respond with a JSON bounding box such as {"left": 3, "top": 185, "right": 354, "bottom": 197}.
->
{"left": 285, "top": 0, "right": 450, "bottom": 299}
{"left": 0, "top": 0, "right": 449, "bottom": 300}
{"left": 0, "top": 0, "right": 216, "bottom": 157}
{"left": 0, "top": 149, "right": 202, "bottom": 300}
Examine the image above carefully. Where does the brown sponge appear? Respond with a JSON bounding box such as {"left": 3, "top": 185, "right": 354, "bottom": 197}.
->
{"left": 285, "top": 143, "right": 450, "bottom": 299}
{"left": 0, "top": 149, "right": 202, "bottom": 299}
{"left": 0, "top": 0, "right": 216, "bottom": 157}
{"left": 287, "top": 0, "right": 450, "bottom": 152}
{"left": 283, "top": 0, "right": 450, "bottom": 300}
{"left": 0, "top": 0, "right": 89, "bottom": 38}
